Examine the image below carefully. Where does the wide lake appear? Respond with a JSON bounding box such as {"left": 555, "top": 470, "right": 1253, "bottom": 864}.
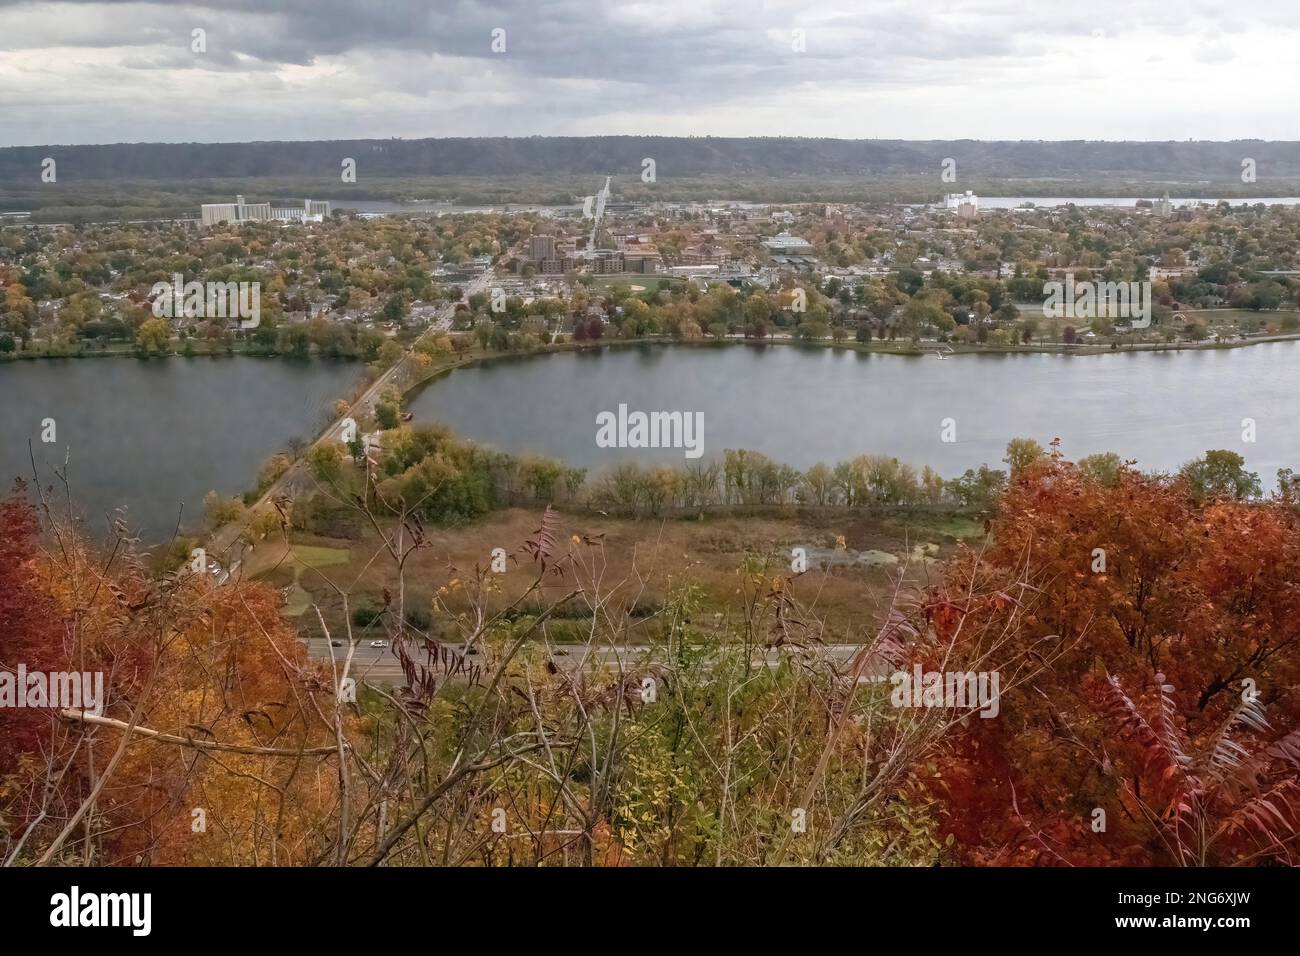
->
{"left": 3, "top": 344, "right": 1295, "bottom": 544}
{"left": 408, "top": 342, "right": 1300, "bottom": 484}
{"left": 0, "top": 357, "right": 361, "bottom": 543}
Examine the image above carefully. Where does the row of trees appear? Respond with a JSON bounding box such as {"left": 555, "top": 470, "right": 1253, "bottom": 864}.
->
{"left": 306, "top": 425, "right": 1019, "bottom": 519}
{"left": 308, "top": 424, "right": 588, "bottom": 525}
{"left": 303, "top": 418, "right": 1278, "bottom": 524}
{"left": 587, "top": 452, "right": 971, "bottom": 512}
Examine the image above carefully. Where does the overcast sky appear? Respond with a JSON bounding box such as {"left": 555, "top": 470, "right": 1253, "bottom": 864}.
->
{"left": 2, "top": 0, "right": 1300, "bottom": 147}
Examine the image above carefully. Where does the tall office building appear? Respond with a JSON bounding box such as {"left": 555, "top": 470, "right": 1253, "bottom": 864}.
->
{"left": 529, "top": 235, "right": 557, "bottom": 261}
{"left": 945, "top": 191, "right": 979, "bottom": 218}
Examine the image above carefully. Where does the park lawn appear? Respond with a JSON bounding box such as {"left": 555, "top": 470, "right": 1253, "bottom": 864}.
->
{"left": 287, "top": 543, "right": 353, "bottom": 569}
{"left": 245, "top": 540, "right": 353, "bottom": 618}
{"left": 589, "top": 275, "right": 686, "bottom": 294}
{"left": 245, "top": 540, "right": 352, "bottom": 578}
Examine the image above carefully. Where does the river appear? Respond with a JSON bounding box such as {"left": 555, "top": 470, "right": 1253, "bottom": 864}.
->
{"left": 976, "top": 196, "right": 1300, "bottom": 209}
{"left": 0, "top": 357, "right": 362, "bottom": 543}
{"left": 407, "top": 342, "right": 1300, "bottom": 485}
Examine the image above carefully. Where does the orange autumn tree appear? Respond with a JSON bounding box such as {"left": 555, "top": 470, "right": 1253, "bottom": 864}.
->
{"left": 922, "top": 447, "right": 1300, "bottom": 865}
{"left": 0, "top": 487, "right": 75, "bottom": 796}
{"left": 0, "top": 486, "right": 160, "bottom": 866}
{"left": 1, "top": 487, "right": 341, "bottom": 866}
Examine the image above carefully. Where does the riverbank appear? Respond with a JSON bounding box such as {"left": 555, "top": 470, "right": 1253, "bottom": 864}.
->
{"left": 0, "top": 342, "right": 375, "bottom": 362}
{"left": 400, "top": 327, "right": 1300, "bottom": 394}
{"left": 8, "top": 319, "right": 1300, "bottom": 367}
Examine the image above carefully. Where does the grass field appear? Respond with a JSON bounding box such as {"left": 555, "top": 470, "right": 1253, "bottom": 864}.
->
{"left": 588, "top": 275, "right": 687, "bottom": 294}
{"left": 246, "top": 542, "right": 352, "bottom": 618}
{"left": 262, "top": 506, "right": 984, "bottom": 641}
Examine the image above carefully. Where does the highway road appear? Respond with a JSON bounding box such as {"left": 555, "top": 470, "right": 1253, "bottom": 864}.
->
{"left": 303, "top": 637, "right": 888, "bottom": 686}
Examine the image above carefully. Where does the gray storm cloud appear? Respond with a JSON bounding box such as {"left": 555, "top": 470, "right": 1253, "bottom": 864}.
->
{"left": 0, "top": 0, "right": 1297, "bottom": 145}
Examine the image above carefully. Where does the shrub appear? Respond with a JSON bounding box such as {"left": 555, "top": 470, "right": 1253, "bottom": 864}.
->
{"left": 352, "top": 604, "right": 383, "bottom": 628}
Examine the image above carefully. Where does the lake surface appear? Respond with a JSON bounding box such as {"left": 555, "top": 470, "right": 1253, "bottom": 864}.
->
{"left": 0, "top": 357, "right": 361, "bottom": 543}
{"left": 5, "top": 345, "right": 1295, "bottom": 545}
{"left": 408, "top": 342, "right": 1300, "bottom": 484}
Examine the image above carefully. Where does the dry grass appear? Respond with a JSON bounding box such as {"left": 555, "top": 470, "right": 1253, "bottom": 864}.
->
{"left": 254, "top": 506, "right": 981, "bottom": 642}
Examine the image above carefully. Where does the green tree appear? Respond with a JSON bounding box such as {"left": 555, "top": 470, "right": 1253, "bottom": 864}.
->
{"left": 1003, "top": 438, "right": 1046, "bottom": 476}
{"left": 1179, "top": 450, "right": 1261, "bottom": 502}
{"left": 308, "top": 444, "right": 343, "bottom": 483}
{"left": 900, "top": 298, "right": 945, "bottom": 342}
{"left": 1077, "top": 452, "right": 1123, "bottom": 486}
{"left": 347, "top": 436, "right": 366, "bottom": 464}
{"left": 135, "top": 317, "right": 171, "bottom": 355}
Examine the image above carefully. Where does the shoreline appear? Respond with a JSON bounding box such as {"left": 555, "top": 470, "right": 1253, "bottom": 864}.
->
{"left": 0, "top": 346, "right": 369, "bottom": 363}
{"left": 401, "top": 329, "right": 1300, "bottom": 391}
{"left": 9, "top": 325, "right": 1300, "bottom": 368}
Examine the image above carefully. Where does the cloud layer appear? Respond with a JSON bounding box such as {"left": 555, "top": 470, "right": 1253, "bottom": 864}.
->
{"left": 1, "top": 0, "right": 1298, "bottom": 146}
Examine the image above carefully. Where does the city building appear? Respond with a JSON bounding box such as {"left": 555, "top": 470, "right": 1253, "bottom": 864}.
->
{"left": 623, "top": 255, "right": 660, "bottom": 275}
{"left": 945, "top": 191, "right": 979, "bottom": 219}
{"left": 764, "top": 231, "right": 814, "bottom": 255}
{"left": 200, "top": 196, "right": 331, "bottom": 227}
{"left": 588, "top": 251, "right": 626, "bottom": 275}
{"left": 529, "top": 235, "right": 557, "bottom": 260}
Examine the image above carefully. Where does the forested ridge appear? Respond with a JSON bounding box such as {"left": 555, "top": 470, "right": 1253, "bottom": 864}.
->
{"left": 5, "top": 137, "right": 1300, "bottom": 182}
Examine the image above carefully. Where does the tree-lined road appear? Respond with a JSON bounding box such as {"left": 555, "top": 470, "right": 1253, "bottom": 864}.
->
{"left": 205, "top": 267, "right": 495, "bottom": 565}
